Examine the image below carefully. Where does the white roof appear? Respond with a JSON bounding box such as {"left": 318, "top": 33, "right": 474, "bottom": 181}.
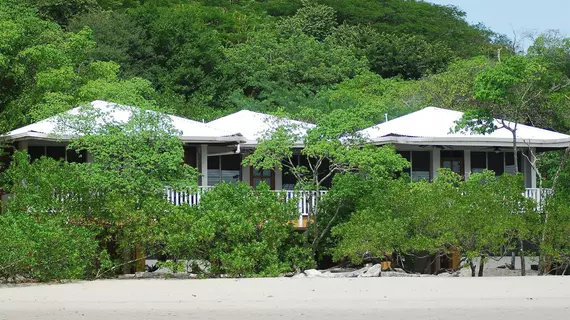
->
{"left": 360, "top": 107, "right": 570, "bottom": 149}
{"left": 4, "top": 100, "right": 244, "bottom": 144}
{"left": 207, "top": 110, "right": 315, "bottom": 147}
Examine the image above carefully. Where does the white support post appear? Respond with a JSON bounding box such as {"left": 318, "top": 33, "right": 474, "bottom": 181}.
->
{"left": 431, "top": 148, "right": 440, "bottom": 180}
{"left": 85, "top": 152, "right": 94, "bottom": 163}
{"left": 241, "top": 153, "right": 251, "bottom": 186}
{"left": 200, "top": 144, "right": 208, "bottom": 187}
{"left": 464, "top": 150, "right": 471, "bottom": 180}
{"left": 274, "top": 165, "right": 283, "bottom": 190}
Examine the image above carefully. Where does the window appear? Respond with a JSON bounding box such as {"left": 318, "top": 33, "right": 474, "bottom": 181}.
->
{"left": 28, "top": 146, "right": 45, "bottom": 162}
{"left": 183, "top": 146, "right": 197, "bottom": 168}
{"left": 398, "top": 151, "right": 430, "bottom": 181}
{"left": 66, "top": 149, "right": 86, "bottom": 163}
{"left": 440, "top": 150, "right": 464, "bottom": 176}
{"left": 411, "top": 151, "right": 431, "bottom": 181}
{"left": 46, "top": 146, "right": 66, "bottom": 161}
{"left": 251, "top": 168, "right": 274, "bottom": 189}
{"left": 207, "top": 155, "right": 241, "bottom": 186}
{"left": 471, "top": 152, "right": 487, "bottom": 173}
{"left": 27, "top": 146, "right": 85, "bottom": 163}
{"left": 488, "top": 152, "right": 504, "bottom": 176}
{"left": 282, "top": 155, "right": 300, "bottom": 190}
{"left": 504, "top": 152, "right": 522, "bottom": 175}
{"left": 281, "top": 154, "right": 332, "bottom": 190}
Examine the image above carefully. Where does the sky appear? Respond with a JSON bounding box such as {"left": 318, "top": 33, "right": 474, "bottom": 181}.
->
{"left": 427, "top": 0, "right": 569, "bottom": 49}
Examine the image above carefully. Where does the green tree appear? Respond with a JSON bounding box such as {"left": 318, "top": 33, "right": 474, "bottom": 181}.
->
{"left": 2, "top": 104, "right": 197, "bottom": 276}
{"left": 160, "top": 182, "right": 313, "bottom": 277}
{"left": 22, "top": 0, "right": 100, "bottom": 25}
{"left": 279, "top": 0, "right": 338, "bottom": 40}
{"left": 243, "top": 108, "right": 408, "bottom": 258}
{"left": 221, "top": 32, "right": 367, "bottom": 114}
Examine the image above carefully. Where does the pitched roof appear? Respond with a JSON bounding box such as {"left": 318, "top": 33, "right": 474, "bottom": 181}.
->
{"left": 207, "top": 110, "right": 315, "bottom": 147}
{"left": 4, "top": 100, "right": 244, "bottom": 143}
{"left": 360, "top": 107, "right": 570, "bottom": 149}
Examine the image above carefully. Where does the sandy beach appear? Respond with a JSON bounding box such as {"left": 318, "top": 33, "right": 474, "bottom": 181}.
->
{"left": 1, "top": 276, "right": 570, "bottom": 319}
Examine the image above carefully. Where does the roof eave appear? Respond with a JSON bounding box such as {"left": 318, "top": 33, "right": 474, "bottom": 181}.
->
{"left": 4, "top": 132, "right": 247, "bottom": 144}
{"left": 369, "top": 136, "right": 570, "bottom": 149}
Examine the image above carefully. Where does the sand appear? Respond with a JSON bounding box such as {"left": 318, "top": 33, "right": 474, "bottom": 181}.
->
{"left": 2, "top": 276, "right": 570, "bottom": 319}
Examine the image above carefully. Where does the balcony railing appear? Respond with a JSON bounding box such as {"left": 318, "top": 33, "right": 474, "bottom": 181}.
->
{"left": 164, "top": 187, "right": 554, "bottom": 228}
{"left": 524, "top": 188, "right": 553, "bottom": 210}
{"left": 164, "top": 187, "right": 328, "bottom": 229}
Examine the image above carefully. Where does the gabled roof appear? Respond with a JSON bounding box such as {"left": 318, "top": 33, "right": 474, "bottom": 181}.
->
{"left": 207, "top": 110, "right": 315, "bottom": 147}
{"left": 360, "top": 107, "right": 570, "bottom": 149}
{"left": 4, "top": 100, "right": 244, "bottom": 144}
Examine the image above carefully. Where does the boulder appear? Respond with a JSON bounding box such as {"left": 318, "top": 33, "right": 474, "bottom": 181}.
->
{"left": 359, "top": 264, "right": 382, "bottom": 278}
{"left": 304, "top": 269, "right": 322, "bottom": 278}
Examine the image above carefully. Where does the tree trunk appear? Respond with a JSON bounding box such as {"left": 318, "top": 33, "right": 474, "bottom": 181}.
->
{"left": 122, "top": 246, "right": 131, "bottom": 275}
{"left": 511, "top": 251, "right": 516, "bottom": 269}
{"left": 513, "top": 132, "right": 518, "bottom": 173}
{"left": 520, "top": 240, "right": 526, "bottom": 276}
{"left": 470, "top": 260, "right": 476, "bottom": 277}
{"left": 478, "top": 255, "right": 485, "bottom": 277}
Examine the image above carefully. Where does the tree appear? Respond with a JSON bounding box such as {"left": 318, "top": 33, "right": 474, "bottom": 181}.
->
{"left": 221, "top": 32, "right": 367, "bottom": 114}
{"left": 243, "top": 108, "right": 408, "bottom": 259}
{"left": 2, "top": 103, "right": 197, "bottom": 275}
{"left": 332, "top": 169, "right": 532, "bottom": 276}
{"left": 279, "top": 0, "right": 338, "bottom": 40}
{"left": 454, "top": 55, "right": 559, "bottom": 174}
{"left": 160, "top": 182, "right": 314, "bottom": 277}
{"left": 451, "top": 171, "right": 531, "bottom": 276}
{"left": 22, "top": 0, "right": 100, "bottom": 26}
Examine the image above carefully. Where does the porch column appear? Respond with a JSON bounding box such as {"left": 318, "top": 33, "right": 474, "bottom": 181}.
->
{"left": 274, "top": 166, "right": 283, "bottom": 190}
{"left": 85, "top": 152, "right": 94, "bottom": 163}
{"left": 200, "top": 144, "right": 208, "bottom": 187}
{"left": 464, "top": 150, "right": 471, "bottom": 180}
{"left": 431, "top": 148, "right": 440, "bottom": 180}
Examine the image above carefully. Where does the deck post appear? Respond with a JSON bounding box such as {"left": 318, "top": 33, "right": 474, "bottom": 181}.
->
{"left": 200, "top": 144, "right": 208, "bottom": 187}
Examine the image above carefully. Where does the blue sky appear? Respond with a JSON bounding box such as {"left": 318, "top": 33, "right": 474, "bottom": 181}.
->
{"left": 427, "top": 0, "right": 569, "bottom": 48}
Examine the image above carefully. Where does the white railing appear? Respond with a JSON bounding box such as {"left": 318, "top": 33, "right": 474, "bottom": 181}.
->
{"left": 275, "top": 190, "right": 328, "bottom": 216}
{"left": 524, "top": 188, "right": 553, "bottom": 209}
{"left": 164, "top": 188, "right": 328, "bottom": 228}
{"left": 165, "top": 186, "right": 214, "bottom": 206}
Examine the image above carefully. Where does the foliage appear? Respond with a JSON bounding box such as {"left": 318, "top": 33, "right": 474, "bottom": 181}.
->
{"left": 1, "top": 107, "right": 196, "bottom": 280}
{"left": 539, "top": 194, "right": 570, "bottom": 272}
{"left": 332, "top": 169, "right": 532, "bottom": 276}
{"left": 244, "top": 109, "right": 409, "bottom": 258}
{"left": 160, "top": 183, "right": 314, "bottom": 277}
{"left": 0, "top": 212, "right": 100, "bottom": 282}
{"left": 279, "top": 0, "right": 338, "bottom": 40}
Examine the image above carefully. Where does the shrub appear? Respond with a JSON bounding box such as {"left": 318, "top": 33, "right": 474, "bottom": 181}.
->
{"left": 0, "top": 213, "right": 99, "bottom": 283}
{"left": 160, "top": 182, "right": 314, "bottom": 277}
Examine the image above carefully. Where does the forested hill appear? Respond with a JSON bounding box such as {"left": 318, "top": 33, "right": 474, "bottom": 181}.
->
{"left": 1, "top": 0, "right": 567, "bottom": 133}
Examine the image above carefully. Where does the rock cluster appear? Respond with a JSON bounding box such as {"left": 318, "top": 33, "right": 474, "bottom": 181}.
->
{"left": 295, "top": 264, "right": 383, "bottom": 278}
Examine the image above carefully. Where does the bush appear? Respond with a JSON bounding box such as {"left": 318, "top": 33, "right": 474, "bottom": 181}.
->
{"left": 160, "top": 182, "right": 314, "bottom": 277}
{"left": 0, "top": 213, "right": 99, "bottom": 283}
